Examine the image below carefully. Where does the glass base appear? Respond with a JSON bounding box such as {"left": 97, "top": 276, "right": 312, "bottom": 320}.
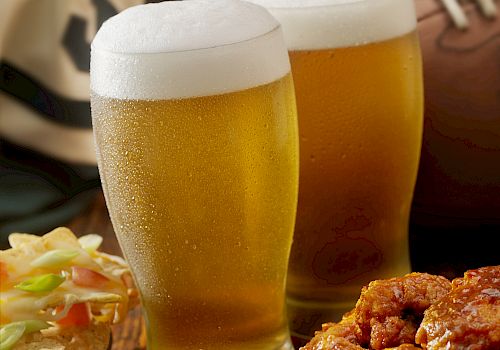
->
{"left": 287, "top": 296, "right": 356, "bottom": 347}
{"left": 146, "top": 332, "right": 293, "bottom": 350}
{"left": 277, "top": 338, "right": 294, "bottom": 350}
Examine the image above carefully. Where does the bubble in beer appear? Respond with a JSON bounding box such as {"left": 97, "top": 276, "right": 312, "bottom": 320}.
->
{"left": 91, "top": 0, "right": 291, "bottom": 100}
{"left": 245, "top": 0, "right": 417, "bottom": 50}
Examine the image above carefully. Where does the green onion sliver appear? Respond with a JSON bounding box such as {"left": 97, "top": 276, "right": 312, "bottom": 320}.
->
{"left": 30, "top": 249, "right": 80, "bottom": 268}
{"left": 0, "top": 320, "right": 51, "bottom": 350}
{"left": 0, "top": 322, "right": 25, "bottom": 350}
{"left": 78, "top": 234, "right": 103, "bottom": 253}
{"left": 20, "top": 320, "right": 51, "bottom": 334}
{"left": 15, "top": 274, "right": 65, "bottom": 293}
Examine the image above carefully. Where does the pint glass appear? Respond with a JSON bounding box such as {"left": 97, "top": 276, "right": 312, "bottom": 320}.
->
{"left": 248, "top": 0, "right": 423, "bottom": 340}
{"left": 90, "top": 1, "right": 298, "bottom": 349}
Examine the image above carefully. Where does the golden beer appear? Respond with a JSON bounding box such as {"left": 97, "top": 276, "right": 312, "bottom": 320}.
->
{"left": 90, "top": 1, "right": 298, "bottom": 349}
{"left": 249, "top": 0, "right": 423, "bottom": 340}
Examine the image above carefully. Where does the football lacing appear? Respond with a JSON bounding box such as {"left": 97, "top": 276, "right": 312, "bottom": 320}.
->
{"left": 441, "top": 0, "right": 497, "bottom": 29}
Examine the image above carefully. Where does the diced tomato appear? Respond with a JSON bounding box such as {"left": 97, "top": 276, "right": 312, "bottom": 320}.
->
{"left": 56, "top": 303, "right": 91, "bottom": 327}
{"left": 71, "top": 266, "right": 109, "bottom": 288}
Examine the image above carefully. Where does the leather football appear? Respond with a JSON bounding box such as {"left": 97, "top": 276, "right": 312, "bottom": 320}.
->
{"left": 413, "top": 0, "right": 500, "bottom": 222}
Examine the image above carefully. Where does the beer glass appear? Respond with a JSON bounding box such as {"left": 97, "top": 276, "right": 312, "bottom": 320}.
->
{"left": 90, "top": 1, "right": 298, "bottom": 349}
{"left": 248, "top": 0, "right": 423, "bottom": 340}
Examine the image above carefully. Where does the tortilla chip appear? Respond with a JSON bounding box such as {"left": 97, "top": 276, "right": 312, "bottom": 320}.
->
{"left": 4, "top": 228, "right": 80, "bottom": 258}
{"left": 13, "top": 321, "right": 111, "bottom": 350}
{"left": 8, "top": 234, "right": 41, "bottom": 249}
{"left": 42, "top": 228, "right": 80, "bottom": 250}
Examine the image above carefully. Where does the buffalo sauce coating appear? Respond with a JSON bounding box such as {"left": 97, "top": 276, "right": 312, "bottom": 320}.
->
{"left": 416, "top": 265, "right": 500, "bottom": 350}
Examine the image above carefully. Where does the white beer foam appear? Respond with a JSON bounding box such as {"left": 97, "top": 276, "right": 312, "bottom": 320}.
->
{"left": 91, "top": 0, "right": 290, "bottom": 100}
{"left": 245, "top": 0, "right": 417, "bottom": 50}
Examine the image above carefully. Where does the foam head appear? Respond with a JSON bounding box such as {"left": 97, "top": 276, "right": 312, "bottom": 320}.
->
{"left": 245, "top": 0, "right": 417, "bottom": 50}
{"left": 91, "top": 0, "right": 290, "bottom": 100}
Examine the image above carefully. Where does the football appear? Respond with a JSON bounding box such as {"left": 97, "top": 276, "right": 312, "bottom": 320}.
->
{"left": 413, "top": 0, "right": 500, "bottom": 220}
{"left": 411, "top": 0, "right": 500, "bottom": 275}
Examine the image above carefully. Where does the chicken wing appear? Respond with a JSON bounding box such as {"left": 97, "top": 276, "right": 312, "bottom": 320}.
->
{"left": 416, "top": 266, "right": 500, "bottom": 350}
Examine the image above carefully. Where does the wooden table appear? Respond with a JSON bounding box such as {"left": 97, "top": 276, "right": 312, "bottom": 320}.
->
{"left": 67, "top": 191, "right": 146, "bottom": 350}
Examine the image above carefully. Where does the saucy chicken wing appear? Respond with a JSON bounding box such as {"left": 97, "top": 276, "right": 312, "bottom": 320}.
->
{"left": 301, "top": 273, "right": 451, "bottom": 350}
{"left": 416, "top": 266, "right": 500, "bottom": 350}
